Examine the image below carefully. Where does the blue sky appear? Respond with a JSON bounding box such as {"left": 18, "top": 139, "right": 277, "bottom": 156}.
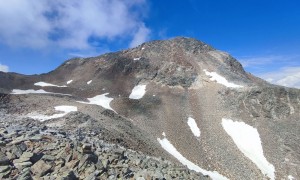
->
{"left": 0, "top": 0, "right": 299, "bottom": 88}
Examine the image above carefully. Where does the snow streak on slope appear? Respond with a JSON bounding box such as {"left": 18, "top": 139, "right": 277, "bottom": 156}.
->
{"left": 158, "top": 136, "right": 228, "bottom": 180}
{"left": 11, "top": 89, "right": 51, "bottom": 94}
{"left": 221, "top": 118, "right": 275, "bottom": 180}
{"left": 187, "top": 117, "right": 201, "bottom": 137}
{"left": 129, "top": 84, "right": 146, "bottom": 99}
{"left": 34, "top": 82, "right": 67, "bottom": 87}
{"left": 203, "top": 69, "right": 243, "bottom": 88}
{"left": 66, "top": 80, "right": 73, "bottom": 84}
{"left": 133, "top": 57, "right": 141, "bottom": 61}
{"left": 11, "top": 89, "right": 71, "bottom": 96}
{"left": 87, "top": 80, "right": 92, "bottom": 85}
{"left": 27, "top": 105, "right": 77, "bottom": 121}
{"left": 77, "top": 93, "right": 116, "bottom": 113}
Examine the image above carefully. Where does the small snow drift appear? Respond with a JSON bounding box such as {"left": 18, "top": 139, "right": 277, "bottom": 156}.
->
{"left": 34, "top": 82, "right": 67, "bottom": 87}
{"left": 87, "top": 80, "right": 92, "bottom": 85}
{"left": 27, "top": 105, "right": 77, "bottom": 121}
{"left": 129, "top": 84, "right": 147, "bottom": 99}
{"left": 11, "top": 89, "right": 52, "bottom": 94}
{"left": 187, "top": 117, "right": 201, "bottom": 137}
{"left": 133, "top": 57, "right": 141, "bottom": 61}
{"left": 67, "top": 80, "right": 73, "bottom": 84}
{"left": 55, "top": 105, "right": 77, "bottom": 113}
{"left": 221, "top": 118, "right": 275, "bottom": 180}
{"left": 203, "top": 69, "right": 243, "bottom": 88}
{"left": 157, "top": 136, "right": 228, "bottom": 180}
{"left": 77, "top": 93, "right": 116, "bottom": 113}
{"left": 11, "top": 89, "right": 71, "bottom": 96}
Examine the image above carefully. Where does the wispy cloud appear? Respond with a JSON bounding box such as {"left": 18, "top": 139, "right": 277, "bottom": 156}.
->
{"left": 258, "top": 66, "right": 300, "bottom": 89}
{"left": 239, "top": 55, "right": 284, "bottom": 67}
{"left": 0, "top": 0, "right": 150, "bottom": 50}
{"left": 129, "top": 24, "right": 151, "bottom": 48}
{"left": 239, "top": 54, "right": 300, "bottom": 67}
{"left": 237, "top": 54, "right": 300, "bottom": 89}
{"left": 0, "top": 63, "right": 9, "bottom": 72}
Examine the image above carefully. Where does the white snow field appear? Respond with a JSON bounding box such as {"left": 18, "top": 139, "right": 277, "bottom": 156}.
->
{"left": 27, "top": 105, "right": 77, "bottom": 121}
{"left": 87, "top": 80, "right": 92, "bottom": 85}
{"left": 203, "top": 69, "right": 243, "bottom": 88}
{"left": 133, "top": 57, "right": 141, "bottom": 61}
{"left": 158, "top": 136, "right": 229, "bottom": 180}
{"left": 66, "top": 80, "right": 73, "bottom": 84}
{"left": 129, "top": 84, "right": 146, "bottom": 99}
{"left": 187, "top": 117, "right": 201, "bottom": 137}
{"left": 77, "top": 93, "right": 116, "bottom": 113}
{"left": 221, "top": 118, "right": 275, "bottom": 180}
{"left": 34, "top": 82, "right": 67, "bottom": 87}
{"left": 11, "top": 89, "right": 71, "bottom": 96}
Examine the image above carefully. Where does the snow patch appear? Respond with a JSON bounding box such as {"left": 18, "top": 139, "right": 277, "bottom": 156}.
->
{"left": 55, "top": 105, "right": 77, "bottom": 112}
{"left": 288, "top": 175, "right": 295, "bottom": 180}
{"left": 34, "top": 82, "right": 67, "bottom": 87}
{"left": 129, "top": 85, "right": 146, "bottom": 99}
{"left": 67, "top": 80, "right": 73, "bottom": 84}
{"left": 142, "top": 47, "right": 145, "bottom": 50}
{"left": 87, "top": 80, "right": 92, "bottom": 85}
{"left": 77, "top": 93, "right": 116, "bottom": 113}
{"left": 11, "top": 89, "right": 51, "bottom": 94}
{"left": 221, "top": 118, "right": 275, "bottom": 180}
{"left": 129, "top": 84, "right": 146, "bottom": 99}
{"left": 187, "top": 117, "right": 201, "bottom": 137}
{"left": 162, "top": 132, "right": 166, "bottom": 136}
{"left": 203, "top": 69, "right": 243, "bottom": 88}
{"left": 27, "top": 105, "right": 77, "bottom": 121}
{"left": 157, "top": 136, "right": 228, "bottom": 180}
{"left": 134, "top": 57, "right": 141, "bottom": 61}
{"left": 11, "top": 89, "right": 71, "bottom": 96}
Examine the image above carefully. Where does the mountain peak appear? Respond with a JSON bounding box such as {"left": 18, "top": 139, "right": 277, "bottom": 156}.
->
{"left": 1, "top": 37, "right": 299, "bottom": 180}
{"left": 137, "top": 36, "right": 215, "bottom": 53}
{"left": 1, "top": 37, "right": 257, "bottom": 91}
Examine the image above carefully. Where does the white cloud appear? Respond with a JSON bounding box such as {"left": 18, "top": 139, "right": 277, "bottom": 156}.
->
{"left": 129, "top": 24, "right": 151, "bottom": 47}
{"left": 0, "top": 64, "right": 9, "bottom": 72}
{"left": 239, "top": 55, "right": 283, "bottom": 68}
{"left": 237, "top": 54, "right": 300, "bottom": 88}
{"left": 258, "top": 66, "right": 300, "bottom": 89}
{"left": 0, "top": 0, "right": 150, "bottom": 50}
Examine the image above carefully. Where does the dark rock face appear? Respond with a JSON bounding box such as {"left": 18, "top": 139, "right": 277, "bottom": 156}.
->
{"left": 0, "top": 37, "right": 299, "bottom": 179}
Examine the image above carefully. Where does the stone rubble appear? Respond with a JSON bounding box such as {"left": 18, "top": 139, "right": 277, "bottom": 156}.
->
{"left": 0, "top": 117, "right": 208, "bottom": 180}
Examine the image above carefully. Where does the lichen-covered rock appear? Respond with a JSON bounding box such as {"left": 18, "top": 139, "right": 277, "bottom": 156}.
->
{"left": 0, "top": 152, "right": 9, "bottom": 166}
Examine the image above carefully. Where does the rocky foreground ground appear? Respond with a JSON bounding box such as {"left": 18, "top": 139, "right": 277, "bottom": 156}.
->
{"left": 0, "top": 111, "right": 208, "bottom": 180}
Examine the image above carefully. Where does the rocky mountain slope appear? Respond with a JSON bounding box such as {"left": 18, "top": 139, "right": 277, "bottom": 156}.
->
{"left": 0, "top": 111, "right": 207, "bottom": 179}
{"left": 0, "top": 37, "right": 299, "bottom": 179}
